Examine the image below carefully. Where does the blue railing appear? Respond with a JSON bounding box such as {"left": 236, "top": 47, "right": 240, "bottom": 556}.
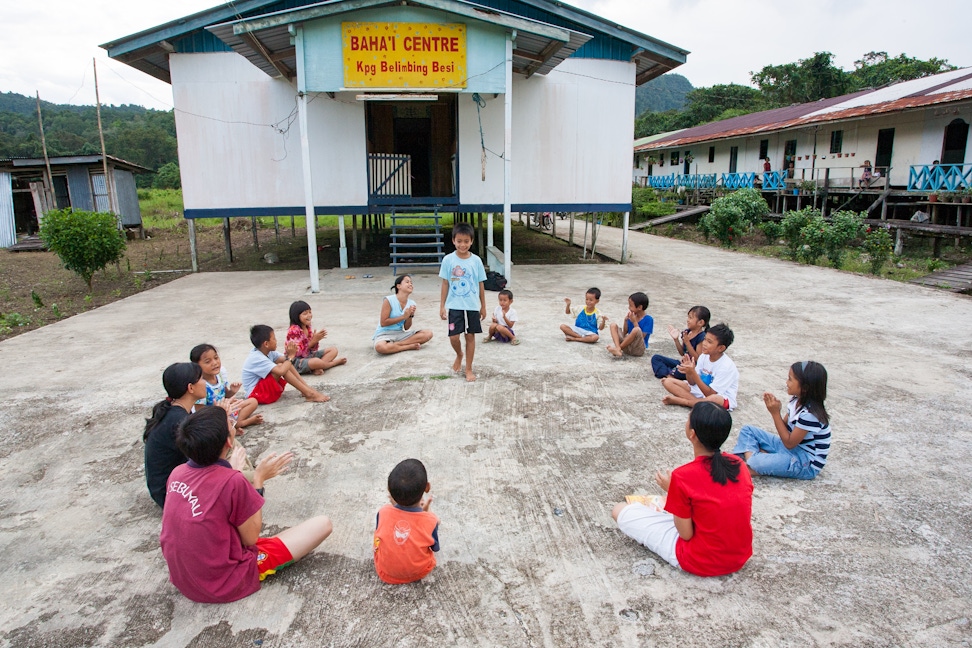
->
{"left": 908, "top": 164, "right": 972, "bottom": 192}
{"left": 647, "top": 174, "right": 677, "bottom": 189}
{"left": 761, "top": 171, "right": 788, "bottom": 190}
{"left": 647, "top": 173, "right": 718, "bottom": 190}
{"left": 721, "top": 173, "right": 756, "bottom": 189}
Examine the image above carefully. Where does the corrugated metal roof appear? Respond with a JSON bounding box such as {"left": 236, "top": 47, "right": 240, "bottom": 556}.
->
{"left": 0, "top": 155, "right": 152, "bottom": 173}
{"left": 636, "top": 68, "right": 972, "bottom": 151}
{"left": 207, "top": 0, "right": 593, "bottom": 80}
{"left": 103, "top": 0, "right": 686, "bottom": 85}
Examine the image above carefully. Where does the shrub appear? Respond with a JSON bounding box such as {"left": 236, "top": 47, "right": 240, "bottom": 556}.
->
{"left": 862, "top": 226, "right": 893, "bottom": 275}
{"left": 780, "top": 207, "right": 819, "bottom": 259}
{"left": 823, "top": 210, "right": 865, "bottom": 269}
{"left": 698, "top": 188, "right": 769, "bottom": 246}
{"left": 153, "top": 162, "right": 182, "bottom": 190}
{"left": 759, "top": 220, "right": 782, "bottom": 243}
{"left": 798, "top": 215, "right": 828, "bottom": 264}
{"left": 40, "top": 209, "right": 126, "bottom": 290}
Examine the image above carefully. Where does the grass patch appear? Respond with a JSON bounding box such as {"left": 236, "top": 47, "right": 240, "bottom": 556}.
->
{"left": 652, "top": 221, "right": 972, "bottom": 282}
{"left": 395, "top": 374, "right": 452, "bottom": 382}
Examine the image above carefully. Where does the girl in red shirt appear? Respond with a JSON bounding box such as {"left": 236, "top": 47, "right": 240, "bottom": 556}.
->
{"left": 612, "top": 402, "right": 753, "bottom": 576}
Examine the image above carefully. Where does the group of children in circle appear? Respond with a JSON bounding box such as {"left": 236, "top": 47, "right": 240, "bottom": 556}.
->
{"left": 140, "top": 221, "right": 832, "bottom": 602}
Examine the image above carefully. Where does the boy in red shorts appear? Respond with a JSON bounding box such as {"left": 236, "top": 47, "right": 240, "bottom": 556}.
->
{"left": 241, "top": 324, "right": 330, "bottom": 403}
{"left": 160, "top": 406, "right": 332, "bottom": 603}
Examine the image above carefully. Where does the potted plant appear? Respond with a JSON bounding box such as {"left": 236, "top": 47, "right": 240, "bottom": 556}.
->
{"left": 646, "top": 156, "right": 657, "bottom": 167}
{"left": 799, "top": 180, "right": 817, "bottom": 195}
{"left": 963, "top": 187, "right": 972, "bottom": 204}
{"left": 684, "top": 153, "right": 694, "bottom": 165}
{"left": 928, "top": 193, "right": 938, "bottom": 203}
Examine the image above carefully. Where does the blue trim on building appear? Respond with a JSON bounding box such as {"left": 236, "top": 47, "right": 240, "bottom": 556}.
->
{"left": 184, "top": 203, "right": 632, "bottom": 219}
{"left": 476, "top": 0, "right": 632, "bottom": 61}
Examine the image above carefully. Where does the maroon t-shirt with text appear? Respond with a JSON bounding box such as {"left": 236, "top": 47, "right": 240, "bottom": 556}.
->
{"left": 160, "top": 460, "right": 264, "bottom": 603}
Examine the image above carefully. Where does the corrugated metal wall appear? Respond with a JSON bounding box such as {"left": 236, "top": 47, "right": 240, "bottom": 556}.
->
{"left": 66, "top": 167, "right": 93, "bottom": 212}
{"left": 113, "top": 170, "right": 142, "bottom": 226}
{"left": 0, "top": 172, "right": 15, "bottom": 248}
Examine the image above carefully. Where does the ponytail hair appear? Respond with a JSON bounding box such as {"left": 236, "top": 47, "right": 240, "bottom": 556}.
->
{"left": 791, "top": 360, "right": 829, "bottom": 426}
{"left": 143, "top": 362, "right": 203, "bottom": 442}
{"left": 688, "top": 305, "right": 711, "bottom": 331}
{"left": 689, "top": 402, "right": 740, "bottom": 485}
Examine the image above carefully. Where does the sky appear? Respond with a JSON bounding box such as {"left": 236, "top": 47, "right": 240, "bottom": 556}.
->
{"left": 1, "top": 0, "right": 970, "bottom": 111}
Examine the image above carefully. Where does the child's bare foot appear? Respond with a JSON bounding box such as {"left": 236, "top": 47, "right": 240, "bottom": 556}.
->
{"left": 452, "top": 355, "right": 463, "bottom": 372}
{"left": 465, "top": 369, "right": 476, "bottom": 382}
{"left": 607, "top": 344, "right": 623, "bottom": 358}
{"left": 335, "top": 357, "right": 348, "bottom": 366}
{"left": 661, "top": 395, "right": 682, "bottom": 406}
{"left": 409, "top": 343, "right": 422, "bottom": 351}
{"left": 306, "top": 392, "right": 330, "bottom": 403}
{"left": 312, "top": 369, "right": 324, "bottom": 375}
{"left": 237, "top": 414, "right": 264, "bottom": 429}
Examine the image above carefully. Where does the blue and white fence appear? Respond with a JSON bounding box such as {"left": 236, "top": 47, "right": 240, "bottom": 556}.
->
{"left": 908, "top": 164, "right": 972, "bottom": 192}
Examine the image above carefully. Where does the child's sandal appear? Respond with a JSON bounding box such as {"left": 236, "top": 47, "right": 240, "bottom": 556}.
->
{"left": 482, "top": 335, "right": 492, "bottom": 343}
{"left": 510, "top": 338, "right": 520, "bottom": 346}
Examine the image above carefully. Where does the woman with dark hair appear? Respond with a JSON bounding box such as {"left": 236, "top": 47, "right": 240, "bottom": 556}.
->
{"left": 373, "top": 274, "right": 433, "bottom": 355}
{"left": 143, "top": 362, "right": 207, "bottom": 507}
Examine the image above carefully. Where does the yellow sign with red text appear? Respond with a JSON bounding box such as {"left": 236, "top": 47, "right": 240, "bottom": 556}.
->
{"left": 343, "top": 22, "right": 466, "bottom": 89}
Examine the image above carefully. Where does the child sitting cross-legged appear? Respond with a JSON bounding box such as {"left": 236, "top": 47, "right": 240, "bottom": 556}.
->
{"left": 612, "top": 402, "right": 753, "bottom": 577}
{"left": 484, "top": 289, "right": 519, "bottom": 345}
{"left": 606, "top": 291, "right": 653, "bottom": 358}
{"left": 373, "top": 459, "right": 439, "bottom": 584}
{"left": 160, "top": 406, "right": 332, "bottom": 603}
{"left": 242, "top": 324, "right": 330, "bottom": 404}
{"left": 661, "top": 323, "right": 738, "bottom": 412}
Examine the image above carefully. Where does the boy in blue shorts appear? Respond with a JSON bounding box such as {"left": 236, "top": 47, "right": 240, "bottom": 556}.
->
{"left": 607, "top": 291, "right": 653, "bottom": 358}
{"left": 560, "top": 287, "right": 606, "bottom": 343}
{"left": 439, "top": 222, "right": 487, "bottom": 382}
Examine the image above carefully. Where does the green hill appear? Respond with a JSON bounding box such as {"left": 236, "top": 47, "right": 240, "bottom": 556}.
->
{"left": 635, "top": 73, "right": 693, "bottom": 116}
{"left": 0, "top": 91, "right": 177, "bottom": 184}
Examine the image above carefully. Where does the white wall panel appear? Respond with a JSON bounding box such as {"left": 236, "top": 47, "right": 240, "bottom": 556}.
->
{"left": 171, "top": 53, "right": 367, "bottom": 211}
{"left": 457, "top": 92, "right": 505, "bottom": 203}
{"left": 511, "top": 59, "right": 635, "bottom": 205}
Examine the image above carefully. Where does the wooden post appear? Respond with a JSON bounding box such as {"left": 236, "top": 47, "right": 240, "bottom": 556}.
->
{"left": 582, "top": 214, "right": 588, "bottom": 258}
{"left": 188, "top": 218, "right": 199, "bottom": 272}
{"left": 291, "top": 215, "right": 296, "bottom": 237}
{"left": 477, "top": 212, "right": 484, "bottom": 259}
{"left": 34, "top": 92, "right": 54, "bottom": 220}
{"left": 273, "top": 216, "right": 280, "bottom": 243}
{"left": 223, "top": 218, "right": 233, "bottom": 263}
{"left": 92, "top": 59, "right": 118, "bottom": 223}
{"left": 351, "top": 215, "right": 358, "bottom": 263}
{"left": 251, "top": 217, "right": 259, "bottom": 248}
{"left": 569, "top": 212, "right": 575, "bottom": 245}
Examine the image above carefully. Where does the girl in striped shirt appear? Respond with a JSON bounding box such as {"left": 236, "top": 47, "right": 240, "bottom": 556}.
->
{"left": 733, "top": 361, "right": 830, "bottom": 479}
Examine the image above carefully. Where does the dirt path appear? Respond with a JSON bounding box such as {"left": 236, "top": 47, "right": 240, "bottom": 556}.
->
{"left": 0, "top": 228, "right": 970, "bottom": 647}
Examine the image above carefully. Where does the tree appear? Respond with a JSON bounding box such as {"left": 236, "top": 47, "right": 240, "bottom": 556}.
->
{"left": 850, "top": 51, "right": 956, "bottom": 90}
{"left": 153, "top": 162, "right": 182, "bottom": 189}
{"left": 679, "top": 84, "right": 766, "bottom": 126}
{"left": 751, "top": 52, "right": 850, "bottom": 107}
{"left": 40, "top": 209, "right": 126, "bottom": 290}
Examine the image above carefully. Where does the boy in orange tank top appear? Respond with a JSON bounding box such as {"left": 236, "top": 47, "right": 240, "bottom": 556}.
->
{"left": 374, "top": 459, "right": 439, "bottom": 584}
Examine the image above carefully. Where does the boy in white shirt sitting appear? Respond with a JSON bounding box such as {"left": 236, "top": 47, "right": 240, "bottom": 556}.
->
{"left": 660, "top": 323, "right": 739, "bottom": 412}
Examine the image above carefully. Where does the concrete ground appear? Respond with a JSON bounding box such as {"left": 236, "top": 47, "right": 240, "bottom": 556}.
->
{"left": 1, "top": 225, "right": 971, "bottom": 648}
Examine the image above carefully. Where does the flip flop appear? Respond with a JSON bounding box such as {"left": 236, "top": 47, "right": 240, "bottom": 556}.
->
{"left": 510, "top": 338, "right": 520, "bottom": 346}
